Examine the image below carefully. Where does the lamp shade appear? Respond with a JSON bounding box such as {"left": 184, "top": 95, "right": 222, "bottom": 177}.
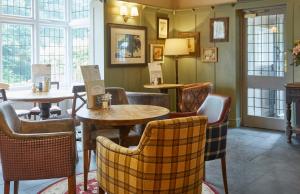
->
{"left": 164, "top": 38, "right": 189, "bottom": 56}
{"left": 130, "top": 6, "right": 139, "bottom": 17}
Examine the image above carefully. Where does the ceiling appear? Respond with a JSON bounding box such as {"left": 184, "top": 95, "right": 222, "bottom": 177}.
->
{"left": 122, "top": 0, "right": 237, "bottom": 9}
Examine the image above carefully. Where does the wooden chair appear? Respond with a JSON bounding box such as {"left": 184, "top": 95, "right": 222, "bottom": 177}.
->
{"left": 0, "top": 83, "right": 30, "bottom": 118}
{"left": 169, "top": 94, "right": 231, "bottom": 194}
{"left": 28, "top": 81, "right": 62, "bottom": 120}
{"left": 0, "top": 102, "right": 76, "bottom": 194}
{"left": 96, "top": 116, "right": 207, "bottom": 193}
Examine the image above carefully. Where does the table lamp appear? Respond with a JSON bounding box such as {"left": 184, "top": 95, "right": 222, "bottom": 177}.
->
{"left": 164, "top": 38, "right": 189, "bottom": 84}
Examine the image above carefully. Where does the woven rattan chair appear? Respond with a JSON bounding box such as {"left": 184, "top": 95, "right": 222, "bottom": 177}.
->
{"left": 169, "top": 94, "right": 231, "bottom": 194}
{"left": 0, "top": 102, "right": 76, "bottom": 194}
{"left": 178, "top": 82, "right": 213, "bottom": 112}
{"left": 96, "top": 116, "right": 207, "bottom": 194}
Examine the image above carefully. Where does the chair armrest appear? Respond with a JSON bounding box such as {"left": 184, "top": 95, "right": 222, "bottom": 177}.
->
{"left": 168, "top": 111, "right": 197, "bottom": 119}
{"left": 20, "top": 119, "right": 75, "bottom": 134}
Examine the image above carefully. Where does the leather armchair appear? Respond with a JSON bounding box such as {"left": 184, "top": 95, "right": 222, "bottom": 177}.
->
{"left": 178, "top": 82, "right": 213, "bottom": 112}
{"left": 97, "top": 116, "right": 207, "bottom": 194}
{"left": 0, "top": 102, "right": 76, "bottom": 194}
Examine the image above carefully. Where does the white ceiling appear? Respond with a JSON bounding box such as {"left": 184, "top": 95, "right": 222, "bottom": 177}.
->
{"left": 122, "top": 0, "right": 237, "bottom": 9}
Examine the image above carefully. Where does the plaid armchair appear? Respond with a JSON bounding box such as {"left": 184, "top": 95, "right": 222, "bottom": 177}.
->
{"left": 0, "top": 102, "right": 76, "bottom": 194}
{"left": 169, "top": 94, "right": 231, "bottom": 194}
{"left": 96, "top": 116, "right": 207, "bottom": 194}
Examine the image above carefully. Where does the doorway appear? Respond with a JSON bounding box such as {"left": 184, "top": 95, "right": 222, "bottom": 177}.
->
{"left": 242, "top": 6, "right": 286, "bottom": 130}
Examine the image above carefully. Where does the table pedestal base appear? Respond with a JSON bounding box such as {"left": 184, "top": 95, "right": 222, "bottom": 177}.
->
{"left": 39, "top": 103, "right": 51, "bottom": 120}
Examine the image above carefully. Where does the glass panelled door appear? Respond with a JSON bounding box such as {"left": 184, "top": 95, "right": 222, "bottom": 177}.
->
{"left": 243, "top": 8, "right": 286, "bottom": 130}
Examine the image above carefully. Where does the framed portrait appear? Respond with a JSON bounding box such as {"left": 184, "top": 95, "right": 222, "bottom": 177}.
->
{"left": 150, "top": 44, "right": 164, "bottom": 63}
{"left": 157, "top": 17, "right": 169, "bottom": 39}
{"left": 210, "top": 17, "right": 229, "bottom": 42}
{"left": 108, "top": 23, "right": 147, "bottom": 66}
{"left": 177, "top": 32, "right": 200, "bottom": 57}
{"left": 202, "top": 47, "right": 218, "bottom": 63}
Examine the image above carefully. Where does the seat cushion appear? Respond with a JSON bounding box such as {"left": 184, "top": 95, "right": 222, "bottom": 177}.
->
{"left": 29, "top": 106, "right": 40, "bottom": 113}
{"left": 15, "top": 109, "right": 30, "bottom": 117}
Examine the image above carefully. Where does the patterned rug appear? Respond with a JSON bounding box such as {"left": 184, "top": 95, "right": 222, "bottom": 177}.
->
{"left": 38, "top": 171, "right": 218, "bottom": 194}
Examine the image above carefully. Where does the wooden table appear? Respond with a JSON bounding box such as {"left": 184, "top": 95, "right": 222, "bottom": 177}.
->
{"left": 144, "top": 83, "right": 183, "bottom": 111}
{"left": 7, "top": 89, "right": 75, "bottom": 119}
{"left": 285, "top": 83, "right": 300, "bottom": 143}
{"left": 76, "top": 104, "right": 170, "bottom": 191}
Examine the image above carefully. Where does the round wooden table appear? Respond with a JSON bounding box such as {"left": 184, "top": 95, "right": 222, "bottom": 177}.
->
{"left": 7, "top": 89, "right": 75, "bottom": 119}
{"left": 144, "top": 83, "right": 183, "bottom": 93}
{"left": 76, "top": 104, "right": 170, "bottom": 191}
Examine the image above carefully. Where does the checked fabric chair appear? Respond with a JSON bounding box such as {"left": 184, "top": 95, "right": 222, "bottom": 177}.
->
{"left": 0, "top": 102, "right": 76, "bottom": 194}
{"left": 96, "top": 116, "right": 208, "bottom": 194}
{"left": 169, "top": 94, "right": 231, "bottom": 194}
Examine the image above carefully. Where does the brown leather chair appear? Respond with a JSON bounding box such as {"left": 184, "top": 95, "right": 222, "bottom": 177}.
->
{"left": 178, "top": 82, "right": 213, "bottom": 112}
{"left": 0, "top": 102, "right": 76, "bottom": 194}
{"left": 169, "top": 94, "right": 231, "bottom": 194}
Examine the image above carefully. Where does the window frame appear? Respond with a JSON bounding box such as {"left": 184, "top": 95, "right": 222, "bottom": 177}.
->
{"left": 0, "top": 0, "right": 91, "bottom": 88}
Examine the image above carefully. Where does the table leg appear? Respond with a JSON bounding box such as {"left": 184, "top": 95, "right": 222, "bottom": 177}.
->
{"left": 82, "top": 122, "right": 91, "bottom": 191}
{"left": 119, "top": 126, "right": 132, "bottom": 147}
{"left": 39, "top": 103, "right": 51, "bottom": 120}
{"left": 286, "top": 102, "right": 292, "bottom": 143}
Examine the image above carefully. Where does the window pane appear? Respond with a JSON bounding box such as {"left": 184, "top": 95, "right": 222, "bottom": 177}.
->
{"left": 40, "top": 26, "right": 65, "bottom": 82}
{"left": 1, "top": 23, "right": 32, "bottom": 84}
{"left": 0, "top": 0, "right": 32, "bottom": 17}
{"left": 72, "top": 0, "right": 89, "bottom": 20}
{"left": 72, "top": 28, "right": 89, "bottom": 82}
{"left": 39, "top": 0, "right": 65, "bottom": 20}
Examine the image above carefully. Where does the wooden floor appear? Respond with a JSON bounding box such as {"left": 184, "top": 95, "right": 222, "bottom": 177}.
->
{"left": 1, "top": 127, "right": 300, "bottom": 194}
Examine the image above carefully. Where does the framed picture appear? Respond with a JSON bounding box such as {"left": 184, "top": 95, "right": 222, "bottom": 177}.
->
{"left": 157, "top": 17, "right": 169, "bottom": 39}
{"left": 150, "top": 44, "right": 164, "bottom": 63}
{"left": 202, "top": 47, "right": 218, "bottom": 63}
{"left": 177, "top": 32, "right": 200, "bottom": 57}
{"left": 108, "top": 23, "right": 147, "bottom": 66}
{"left": 210, "top": 17, "right": 229, "bottom": 42}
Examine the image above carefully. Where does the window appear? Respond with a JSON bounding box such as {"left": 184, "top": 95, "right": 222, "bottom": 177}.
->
{"left": 0, "top": 0, "right": 97, "bottom": 86}
{"left": 0, "top": 0, "right": 32, "bottom": 17}
{"left": 1, "top": 23, "right": 32, "bottom": 84}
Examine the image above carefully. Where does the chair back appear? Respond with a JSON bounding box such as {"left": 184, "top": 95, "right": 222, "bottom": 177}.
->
{"left": 178, "top": 82, "right": 213, "bottom": 112}
{"left": 0, "top": 102, "right": 21, "bottom": 135}
{"left": 137, "top": 116, "right": 207, "bottom": 192}
{"left": 197, "top": 94, "right": 231, "bottom": 125}
{"left": 105, "top": 87, "right": 128, "bottom": 105}
{"left": 71, "top": 85, "right": 86, "bottom": 118}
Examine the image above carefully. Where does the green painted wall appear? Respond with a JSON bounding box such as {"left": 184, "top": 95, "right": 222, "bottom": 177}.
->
{"left": 104, "top": 0, "right": 300, "bottom": 127}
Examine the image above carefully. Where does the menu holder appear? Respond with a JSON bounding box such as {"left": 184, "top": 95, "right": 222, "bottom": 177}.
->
{"left": 148, "top": 62, "right": 163, "bottom": 85}
{"left": 81, "top": 65, "right": 105, "bottom": 109}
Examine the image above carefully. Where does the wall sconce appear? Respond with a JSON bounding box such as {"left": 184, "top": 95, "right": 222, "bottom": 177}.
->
{"left": 119, "top": 5, "right": 139, "bottom": 23}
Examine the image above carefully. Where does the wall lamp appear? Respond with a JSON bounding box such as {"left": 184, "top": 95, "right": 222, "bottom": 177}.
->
{"left": 119, "top": 5, "right": 139, "bottom": 23}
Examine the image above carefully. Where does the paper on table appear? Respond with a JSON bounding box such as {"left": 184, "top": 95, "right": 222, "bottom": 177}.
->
{"left": 81, "top": 65, "right": 101, "bottom": 82}
{"left": 148, "top": 62, "right": 163, "bottom": 85}
{"left": 32, "top": 64, "right": 51, "bottom": 83}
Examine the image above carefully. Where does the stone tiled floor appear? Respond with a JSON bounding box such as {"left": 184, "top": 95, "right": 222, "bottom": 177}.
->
{"left": 1, "top": 127, "right": 300, "bottom": 194}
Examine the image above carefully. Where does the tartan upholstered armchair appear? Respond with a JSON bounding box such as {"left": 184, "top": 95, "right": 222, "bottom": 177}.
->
{"left": 96, "top": 116, "right": 208, "bottom": 194}
{"left": 178, "top": 82, "right": 213, "bottom": 112}
{"left": 169, "top": 94, "right": 231, "bottom": 194}
{"left": 0, "top": 102, "right": 76, "bottom": 194}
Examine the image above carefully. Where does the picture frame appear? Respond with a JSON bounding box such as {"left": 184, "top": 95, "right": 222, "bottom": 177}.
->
{"left": 157, "top": 17, "right": 169, "bottom": 40}
{"left": 108, "top": 23, "right": 147, "bottom": 66}
{"left": 150, "top": 44, "right": 164, "bottom": 63}
{"left": 202, "top": 47, "right": 218, "bottom": 63}
{"left": 177, "top": 32, "right": 200, "bottom": 57}
{"left": 210, "top": 17, "right": 229, "bottom": 42}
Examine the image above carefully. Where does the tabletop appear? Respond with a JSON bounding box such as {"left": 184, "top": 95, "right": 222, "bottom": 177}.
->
{"left": 7, "top": 89, "right": 75, "bottom": 103}
{"left": 144, "top": 83, "right": 184, "bottom": 89}
{"left": 76, "top": 104, "right": 170, "bottom": 126}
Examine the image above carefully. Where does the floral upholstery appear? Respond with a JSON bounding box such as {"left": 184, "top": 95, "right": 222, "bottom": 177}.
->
{"left": 96, "top": 116, "right": 207, "bottom": 194}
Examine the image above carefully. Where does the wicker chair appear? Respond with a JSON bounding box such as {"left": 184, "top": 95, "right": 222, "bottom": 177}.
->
{"left": 178, "top": 82, "right": 213, "bottom": 112}
{"left": 96, "top": 116, "right": 207, "bottom": 194}
{"left": 169, "top": 94, "right": 231, "bottom": 194}
{"left": 0, "top": 102, "right": 76, "bottom": 194}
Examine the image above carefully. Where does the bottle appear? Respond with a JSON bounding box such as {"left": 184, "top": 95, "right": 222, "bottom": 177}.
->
{"left": 32, "top": 83, "right": 36, "bottom": 93}
{"left": 38, "top": 82, "right": 43, "bottom": 92}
